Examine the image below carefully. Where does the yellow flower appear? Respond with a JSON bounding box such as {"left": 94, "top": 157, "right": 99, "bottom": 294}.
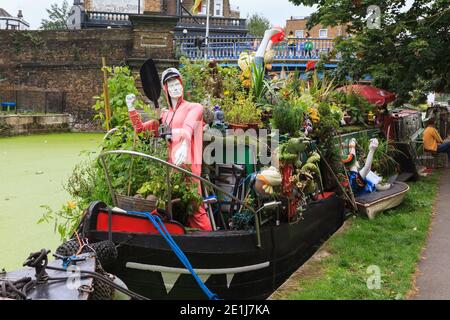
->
{"left": 308, "top": 107, "right": 320, "bottom": 123}
{"left": 224, "top": 90, "right": 230, "bottom": 96}
{"left": 67, "top": 201, "right": 76, "bottom": 209}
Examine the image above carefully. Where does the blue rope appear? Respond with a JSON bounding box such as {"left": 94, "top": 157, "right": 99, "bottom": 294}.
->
{"left": 127, "top": 211, "right": 220, "bottom": 300}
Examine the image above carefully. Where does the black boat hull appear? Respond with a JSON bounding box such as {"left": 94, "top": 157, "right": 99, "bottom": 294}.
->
{"left": 86, "top": 195, "right": 345, "bottom": 300}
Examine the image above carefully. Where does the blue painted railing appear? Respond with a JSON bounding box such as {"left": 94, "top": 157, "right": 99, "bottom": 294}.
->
{"left": 174, "top": 36, "right": 341, "bottom": 61}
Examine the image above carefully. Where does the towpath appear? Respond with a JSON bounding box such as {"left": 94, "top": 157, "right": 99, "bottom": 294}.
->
{"left": 413, "top": 169, "right": 450, "bottom": 299}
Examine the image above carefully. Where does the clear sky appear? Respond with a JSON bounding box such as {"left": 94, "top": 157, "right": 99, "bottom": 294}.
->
{"left": 0, "top": 0, "right": 316, "bottom": 30}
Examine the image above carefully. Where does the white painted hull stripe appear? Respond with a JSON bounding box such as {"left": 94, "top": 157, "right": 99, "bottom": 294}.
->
{"left": 125, "top": 261, "right": 270, "bottom": 275}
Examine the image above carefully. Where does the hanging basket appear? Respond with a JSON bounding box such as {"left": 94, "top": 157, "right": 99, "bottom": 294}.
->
{"left": 115, "top": 194, "right": 158, "bottom": 213}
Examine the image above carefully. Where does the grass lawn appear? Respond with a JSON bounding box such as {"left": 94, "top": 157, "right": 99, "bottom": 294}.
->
{"left": 274, "top": 172, "right": 440, "bottom": 300}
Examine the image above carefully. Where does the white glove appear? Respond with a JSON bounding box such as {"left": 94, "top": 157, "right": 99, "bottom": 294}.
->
{"left": 174, "top": 141, "right": 188, "bottom": 166}
{"left": 369, "top": 138, "right": 379, "bottom": 151}
{"left": 125, "top": 94, "right": 136, "bottom": 111}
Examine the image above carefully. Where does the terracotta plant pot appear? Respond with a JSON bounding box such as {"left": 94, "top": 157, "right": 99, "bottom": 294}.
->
{"left": 228, "top": 123, "right": 249, "bottom": 130}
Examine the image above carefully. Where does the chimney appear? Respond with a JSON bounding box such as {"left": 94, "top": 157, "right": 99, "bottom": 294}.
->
{"left": 18, "top": 10, "right": 23, "bottom": 19}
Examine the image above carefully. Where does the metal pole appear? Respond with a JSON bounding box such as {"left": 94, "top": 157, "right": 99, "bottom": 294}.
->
{"left": 138, "top": 0, "right": 141, "bottom": 14}
{"left": 204, "top": 0, "right": 211, "bottom": 62}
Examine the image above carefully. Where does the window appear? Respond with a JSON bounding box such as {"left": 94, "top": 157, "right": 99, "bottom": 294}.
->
{"left": 199, "top": 4, "right": 207, "bottom": 15}
{"left": 319, "top": 29, "right": 328, "bottom": 38}
{"left": 295, "top": 30, "right": 304, "bottom": 38}
{"left": 214, "top": 0, "right": 223, "bottom": 16}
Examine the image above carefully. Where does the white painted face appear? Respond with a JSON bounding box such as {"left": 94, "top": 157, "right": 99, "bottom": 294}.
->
{"left": 167, "top": 78, "right": 183, "bottom": 99}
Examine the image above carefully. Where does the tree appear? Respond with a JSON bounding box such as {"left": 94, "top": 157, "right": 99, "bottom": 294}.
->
{"left": 289, "top": 0, "right": 450, "bottom": 104}
{"left": 247, "top": 13, "right": 272, "bottom": 37}
{"left": 40, "top": 0, "right": 70, "bottom": 30}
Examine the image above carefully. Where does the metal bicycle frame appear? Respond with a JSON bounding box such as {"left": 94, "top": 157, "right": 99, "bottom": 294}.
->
{"left": 98, "top": 150, "right": 262, "bottom": 247}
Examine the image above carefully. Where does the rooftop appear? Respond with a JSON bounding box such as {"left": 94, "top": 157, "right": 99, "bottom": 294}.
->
{"left": 0, "top": 8, "right": 13, "bottom": 18}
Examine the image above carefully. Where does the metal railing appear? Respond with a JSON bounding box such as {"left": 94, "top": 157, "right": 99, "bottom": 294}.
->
{"left": 175, "top": 36, "right": 340, "bottom": 61}
{"left": 99, "top": 150, "right": 263, "bottom": 247}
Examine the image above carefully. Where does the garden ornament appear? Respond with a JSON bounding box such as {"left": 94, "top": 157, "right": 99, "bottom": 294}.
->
{"left": 213, "top": 105, "right": 225, "bottom": 127}
{"left": 342, "top": 138, "right": 391, "bottom": 195}
{"left": 255, "top": 26, "right": 285, "bottom": 68}
{"left": 255, "top": 167, "right": 282, "bottom": 196}
{"left": 126, "top": 67, "right": 212, "bottom": 231}
{"left": 237, "top": 27, "right": 284, "bottom": 87}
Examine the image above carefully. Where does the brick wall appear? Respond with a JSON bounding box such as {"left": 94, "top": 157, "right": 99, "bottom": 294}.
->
{"left": 144, "top": 0, "right": 162, "bottom": 13}
{"left": 286, "top": 19, "right": 348, "bottom": 39}
{"left": 0, "top": 17, "right": 177, "bottom": 124}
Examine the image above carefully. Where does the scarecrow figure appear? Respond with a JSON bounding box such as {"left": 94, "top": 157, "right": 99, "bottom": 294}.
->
{"left": 125, "top": 68, "right": 212, "bottom": 231}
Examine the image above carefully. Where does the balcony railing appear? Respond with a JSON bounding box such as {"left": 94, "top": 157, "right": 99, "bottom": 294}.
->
{"left": 84, "top": 11, "right": 131, "bottom": 27}
{"left": 175, "top": 36, "right": 340, "bottom": 61}
{"left": 178, "top": 15, "right": 247, "bottom": 30}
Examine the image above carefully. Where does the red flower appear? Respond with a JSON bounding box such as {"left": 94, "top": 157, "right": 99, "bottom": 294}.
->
{"left": 306, "top": 61, "right": 316, "bottom": 72}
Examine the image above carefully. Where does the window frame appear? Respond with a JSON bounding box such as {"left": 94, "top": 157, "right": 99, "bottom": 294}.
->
{"left": 295, "top": 29, "right": 304, "bottom": 38}
{"left": 319, "top": 29, "right": 328, "bottom": 38}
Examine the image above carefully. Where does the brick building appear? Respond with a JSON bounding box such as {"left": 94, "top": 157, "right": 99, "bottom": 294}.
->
{"left": 285, "top": 16, "right": 347, "bottom": 39}
{"left": 83, "top": 0, "right": 239, "bottom": 18}
{"left": 79, "top": 0, "right": 246, "bottom": 36}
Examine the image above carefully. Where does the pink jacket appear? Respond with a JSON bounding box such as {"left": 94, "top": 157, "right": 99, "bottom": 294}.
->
{"left": 128, "top": 88, "right": 211, "bottom": 231}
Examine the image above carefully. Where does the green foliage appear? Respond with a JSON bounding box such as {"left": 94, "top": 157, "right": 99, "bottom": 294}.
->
{"left": 40, "top": 0, "right": 70, "bottom": 30}
{"left": 315, "top": 102, "right": 341, "bottom": 173}
{"left": 247, "top": 13, "right": 271, "bottom": 37}
{"left": 93, "top": 66, "right": 143, "bottom": 130}
{"left": 250, "top": 62, "right": 267, "bottom": 102}
{"left": 289, "top": 0, "right": 450, "bottom": 104}
{"left": 40, "top": 65, "right": 202, "bottom": 239}
{"left": 271, "top": 100, "right": 304, "bottom": 136}
{"left": 38, "top": 201, "right": 84, "bottom": 241}
{"left": 356, "top": 134, "right": 401, "bottom": 178}
{"left": 327, "top": 90, "right": 376, "bottom": 125}
{"left": 225, "top": 93, "right": 262, "bottom": 125}
{"left": 179, "top": 57, "right": 244, "bottom": 105}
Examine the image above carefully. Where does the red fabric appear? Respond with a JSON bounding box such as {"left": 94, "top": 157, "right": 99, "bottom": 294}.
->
{"left": 271, "top": 26, "right": 285, "bottom": 43}
{"left": 96, "top": 211, "right": 186, "bottom": 235}
{"left": 336, "top": 85, "right": 396, "bottom": 106}
{"left": 306, "top": 60, "right": 316, "bottom": 72}
{"left": 314, "top": 192, "right": 336, "bottom": 201}
{"left": 129, "top": 110, "right": 159, "bottom": 136}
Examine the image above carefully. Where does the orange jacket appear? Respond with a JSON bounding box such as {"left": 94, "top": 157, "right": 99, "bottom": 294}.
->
{"left": 423, "top": 126, "right": 443, "bottom": 152}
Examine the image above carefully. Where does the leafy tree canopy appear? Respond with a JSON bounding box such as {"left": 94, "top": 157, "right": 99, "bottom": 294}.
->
{"left": 40, "top": 0, "right": 70, "bottom": 30}
{"left": 247, "top": 13, "right": 272, "bottom": 37}
{"left": 289, "top": 0, "right": 450, "bottom": 104}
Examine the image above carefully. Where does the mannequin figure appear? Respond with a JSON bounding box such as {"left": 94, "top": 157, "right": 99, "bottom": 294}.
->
{"left": 342, "top": 138, "right": 391, "bottom": 195}
{"left": 126, "top": 68, "right": 212, "bottom": 231}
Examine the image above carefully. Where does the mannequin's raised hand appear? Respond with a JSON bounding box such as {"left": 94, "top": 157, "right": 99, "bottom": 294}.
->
{"left": 125, "top": 94, "right": 136, "bottom": 111}
{"left": 174, "top": 141, "right": 188, "bottom": 166}
{"left": 369, "top": 138, "right": 379, "bottom": 151}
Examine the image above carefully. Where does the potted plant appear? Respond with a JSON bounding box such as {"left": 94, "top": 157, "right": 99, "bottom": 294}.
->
{"left": 225, "top": 94, "right": 262, "bottom": 130}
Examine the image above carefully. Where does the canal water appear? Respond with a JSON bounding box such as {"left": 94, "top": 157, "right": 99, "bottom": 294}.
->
{"left": 0, "top": 133, "right": 103, "bottom": 271}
